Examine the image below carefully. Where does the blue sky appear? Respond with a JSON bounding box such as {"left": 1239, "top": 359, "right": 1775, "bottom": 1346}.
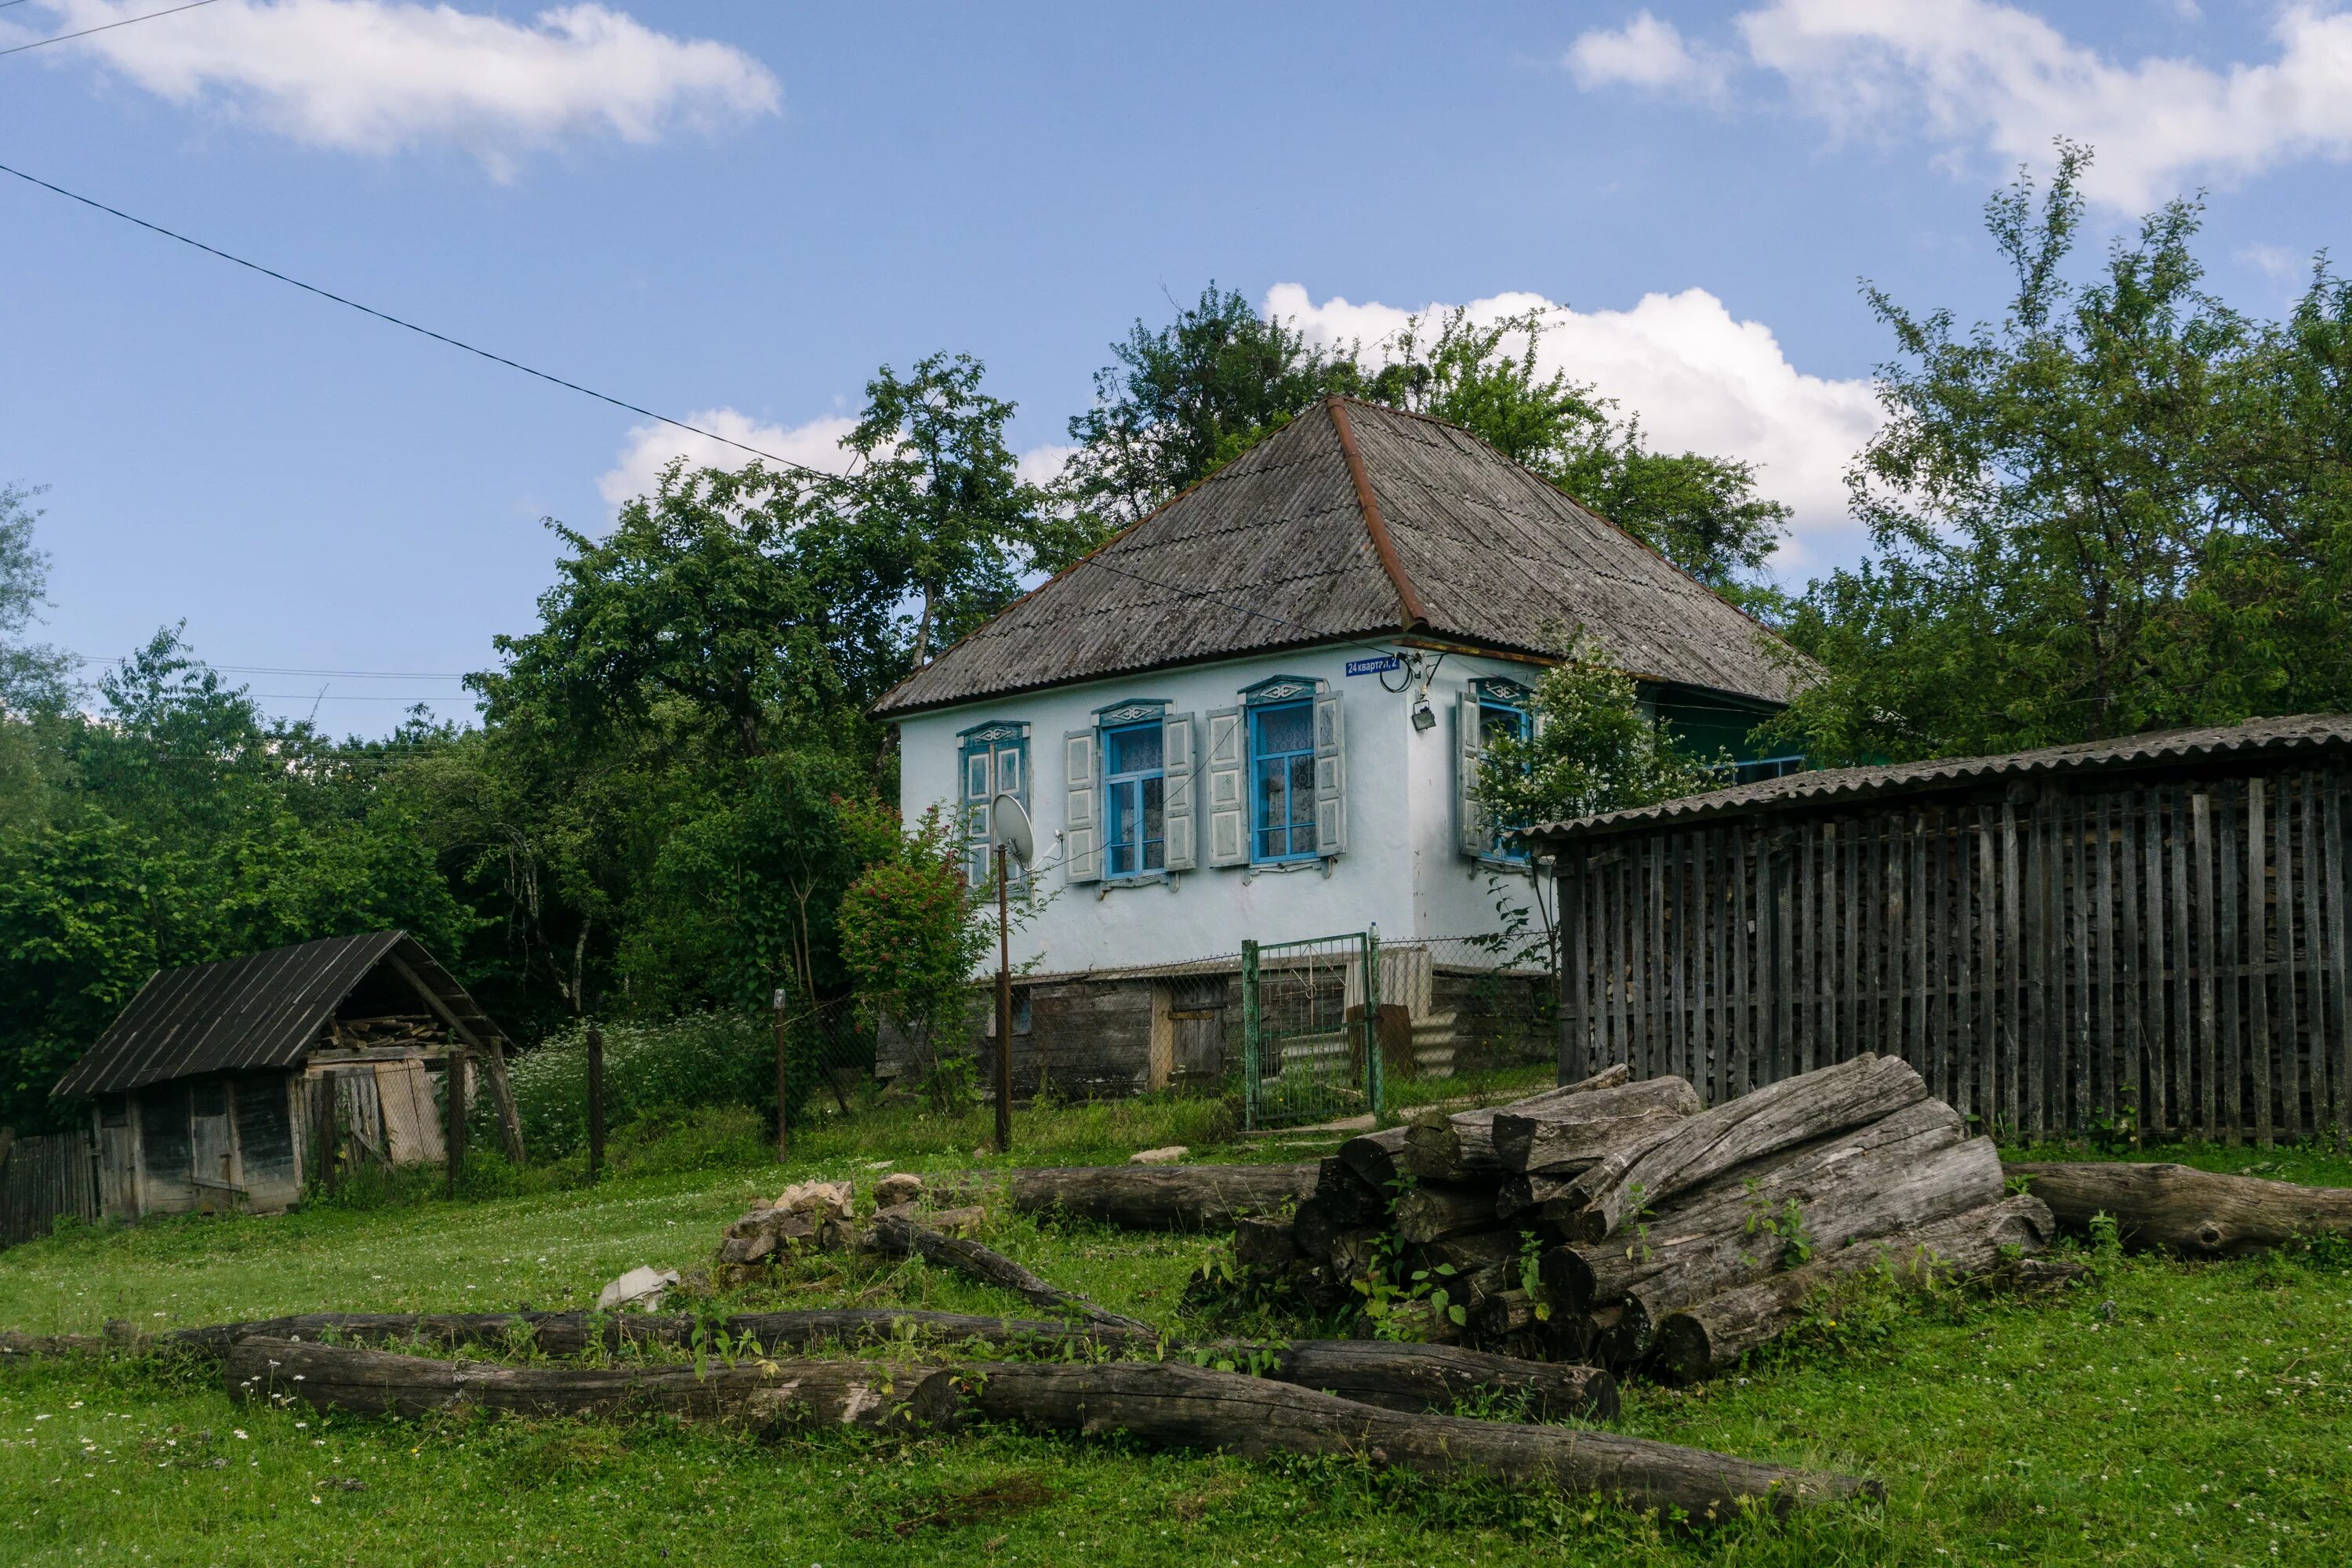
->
{"left": 3, "top": 1, "right": 2347, "bottom": 735}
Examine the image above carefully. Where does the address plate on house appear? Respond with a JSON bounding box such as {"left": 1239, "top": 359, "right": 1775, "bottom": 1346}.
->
{"left": 1345, "top": 655, "right": 1402, "bottom": 676}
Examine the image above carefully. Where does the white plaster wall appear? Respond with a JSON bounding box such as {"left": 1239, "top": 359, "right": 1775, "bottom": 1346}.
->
{"left": 895, "top": 646, "right": 1541, "bottom": 976}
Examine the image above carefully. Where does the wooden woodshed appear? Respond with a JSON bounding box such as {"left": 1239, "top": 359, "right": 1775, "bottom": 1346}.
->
{"left": 50, "top": 931, "right": 521, "bottom": 1219}
{"left": 1530, "top": 715, "right": 2352, "bottom": 1143}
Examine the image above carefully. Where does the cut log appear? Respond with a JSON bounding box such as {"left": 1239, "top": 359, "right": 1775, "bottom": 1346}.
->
{"left": 1313, "top": 1156, "right": 1388, "bottom": 1226}
{"left": 1561, "top": 1055, "right": 1929, "bottom": 1243}
{"left": 968, "top": 1359, "right": 1875, "bottom": 1517}
{"left": 227, "top": 1337, "right": 960, "bottom": 1432}
{"left": 2004, "top": 1161, "right": 2352, "bottom": 1258}
{"left": 1493, "top": 1076, "right": 1705, "bottom": 1174}
{"left": 1496, "top": 1170, "right": 1581, "bottom": 1220}
{"left": 1234, "top": 1215, "right": 1304, "bottom": 1271}
{"left": 1560, "top": 1101, "right": 1996, "bottom": 1321}
{"left": 1651, "top": 1194, "right": 2055, "bottom": 1381}
{"left": 1000, "top": 1164, "right": 1317, "bottom": 1229}
{"left": 1338, "top": 1126, "right": 1411, "bottom": 1193}
{"left": 1407, "top": 1227, "right": 1524, "bottom": 1277}
{"left": 1472, "top": 1288, "right": 1541, "bottom": 1342}
{"left": 1395, "top": 1181, "right": 1509, "bottom": 1245}
{"left": 1399, "top": 1066, "right": 1633, "bottom": 1183}
{"left": 871, "top": 1213, "right": 1156, "bottom": 1334}
{"left": 1239, "top": 1341, "right": 1615, "bottom": 1421}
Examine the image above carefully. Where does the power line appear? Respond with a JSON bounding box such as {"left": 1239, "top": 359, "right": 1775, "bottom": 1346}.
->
{"left": 68, "top": 652, "right": 471, "bottom": 679}
{"left": 0, "top": 159, "right": 839, "bottom": 481}
{"left": 0, "top": 0, "right": 223, "bottom": 59}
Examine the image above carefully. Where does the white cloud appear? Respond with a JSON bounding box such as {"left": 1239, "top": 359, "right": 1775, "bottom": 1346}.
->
{"left": 1566, "top": 1, "right": 2352, "bottom": 210}
{"left": 28, "top": 1, "right": 778, "bottom": 175}
{"left": 598, "top": 409, "right": 856, "bottom": 508}
{"left": 1265, "top": 282, "right": 1882, "bottom": 575}
{"left": 1565, "top": 10, "right": 1729, "bottom": 99}
{"left": 1016, "top": 442, "right": 1079, "bottom": 488}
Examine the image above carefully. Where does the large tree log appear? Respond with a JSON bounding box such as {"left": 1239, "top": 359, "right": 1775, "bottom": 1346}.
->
{"left": 1493, "top": 1077, "right": 1705, "bottom": 1174}
{"left": 228, "top": 1337, "right": 961, "bottom": 1431}
{"left": 1402, "top": 1066, "right": 1633, "bottom": 1182}
{"left": 998, "top": 1164, "right": 1317, "bottom": 1229}
{"left": 1651, "top": 1194, "right": 2055, "bottom": 1381}
{"left": 1559, "top": 1055, "right": 1928, "bottom": 1243}
{"left": 1395, "top": 1181, "right": 1510, "bottom": 1244}
{"left": 967, "top": 1360, "right": 1876, "bottom": 1518}
{"left": 1312, "top": 1156, "right": 1389, "bottom": 1226}
{"left": 2005, "top": 1161, "right": 2352, "bottom": 1258}
{"left": 1544, "top": 1101, "right": 1994, "bottom": 1319}
{"left": 1237, "top": 1341, "right": 1615, "bottom": 1421}
{"left": 1338, "top": 1126, "right": 1411, "bottom": 1192}
{"left": 871, "top": 1213, "right": 1156, "bottom": 1334}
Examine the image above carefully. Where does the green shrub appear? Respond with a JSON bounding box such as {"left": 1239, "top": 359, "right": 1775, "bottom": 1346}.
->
{"left": 493, "top": 1012, "right": 775, "bottom": 1161}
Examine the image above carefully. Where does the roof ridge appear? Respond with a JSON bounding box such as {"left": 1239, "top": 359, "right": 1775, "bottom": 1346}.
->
{"left": 1325, "top": 396, "right": 1429, "bottom": 632}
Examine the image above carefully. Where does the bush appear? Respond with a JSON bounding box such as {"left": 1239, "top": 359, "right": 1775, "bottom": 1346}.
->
{"left": 494, "top": 1011, "right": 775, "bottom": 1161}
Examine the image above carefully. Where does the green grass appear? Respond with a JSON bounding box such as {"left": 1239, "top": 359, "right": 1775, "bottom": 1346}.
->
{"left": 5, "top": 1096, "right": 2352, "bottom": 1565}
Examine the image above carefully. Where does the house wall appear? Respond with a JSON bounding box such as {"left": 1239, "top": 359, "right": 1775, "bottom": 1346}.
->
{"left": 895, "top": 644, "right": 1554, "bottom": 976}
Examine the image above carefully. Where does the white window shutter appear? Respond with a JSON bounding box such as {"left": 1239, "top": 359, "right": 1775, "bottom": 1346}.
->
{"left": 1457, "top": 689, "right": 1489, "bottom": 858}
{"left": 1162, "top": 710, "right": 1197, "bottom": 872}
{"left": 1206, "top": 707, "right": 1247, "bottom": 866}
{"left": 1064, "top": 729, "right": 1101, "bottom": 884}
{"left": 1313, "top": 690, "right": 1346, "bottom": 857}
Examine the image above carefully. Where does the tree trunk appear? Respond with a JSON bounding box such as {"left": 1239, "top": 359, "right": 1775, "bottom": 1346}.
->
{"left": 1651, "top": 1194, "right": 2056, "bottom": 1381}
{"left": 1227, "top": 1340, "right": 1615, "bottom": 1421}
{"left": 871, "top": 1213, "right": 1156, "bottom": 1334}
{"left": 2005, "top": 1160, "right": 2352, "bottom": 1258}
{"left": 1402, "top": 1065, "right": 1634, "bottom": 1183}
{"left": 1561, "top": 1055, "right": 1928, "bottom": 1242}
{"left": 1493, "top": 1077, "right": 1704, "bottom": 1174}
{"left": 227, "top": 1337, "right": 961, "bottom": 1432}
{"left": 967, "top": 1360, "right": 1878, "bottom": 1517}
{"left": 930, "top": 1165, "right": 1319, "bottom": 1229}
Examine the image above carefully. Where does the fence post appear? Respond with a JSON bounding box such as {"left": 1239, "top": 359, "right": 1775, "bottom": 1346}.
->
{"left": 445, "top": 1047, "right": 467, "bottom": 1196}
{"left": 1363, "top": 927, "right": 1383, "bottom": 1120}
{"left": 1241, "top": 939, "right": 1261, "bottom": 1131}
{"left": 772, "top": 989, "right": 791, "bottom": 1163}
{"left": 312, "top": 1075, "right": 340, "bottom": 1196}
{"left": 586, "top": 1022, "right": 605, "bottom": 1184}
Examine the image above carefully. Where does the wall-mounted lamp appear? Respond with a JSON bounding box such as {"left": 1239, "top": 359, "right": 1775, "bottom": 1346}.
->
{"left": 1410, "top": 698, "right": 1436, "bottom": 731}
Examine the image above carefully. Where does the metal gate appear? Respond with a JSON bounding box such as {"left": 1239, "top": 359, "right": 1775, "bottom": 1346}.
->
{"left": 1241, "top": 931, "right": 1383, "bottom": 1129}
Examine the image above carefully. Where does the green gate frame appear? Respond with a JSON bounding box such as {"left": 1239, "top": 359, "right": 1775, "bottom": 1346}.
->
{"left": 1240, "top": 929, "right": 1383, "bottom": 1130}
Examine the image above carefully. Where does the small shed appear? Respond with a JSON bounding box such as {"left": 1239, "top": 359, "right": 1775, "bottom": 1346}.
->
{"left": 51, "top": 931, "right": 516, "bottom": 1219}
{"left": 1530, "top": 715, "right": 2352, "bottom": 1142}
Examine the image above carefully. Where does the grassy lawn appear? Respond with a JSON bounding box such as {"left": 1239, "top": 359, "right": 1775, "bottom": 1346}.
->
{"left": 4, "top": 1097, "right": 2350, "bottom": 1566}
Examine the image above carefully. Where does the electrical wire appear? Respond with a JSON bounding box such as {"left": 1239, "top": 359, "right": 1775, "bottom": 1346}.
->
{"left": 0, "top": 159, "right": 840, "bottom": 481}
{"left": 0, "top": 0, "right": 222, "bottom": 58}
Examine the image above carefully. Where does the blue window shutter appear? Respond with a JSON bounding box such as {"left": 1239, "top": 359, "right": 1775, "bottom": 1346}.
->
{"left": 1163, "top": 711, "right": 1197, "bottom": 872}
{"left": 1313, "top": 690, "right": 1346, "bottom": 857}
{"left": 1457, "top": 688, "right": 1490, "bottom": 858}
{"left": 1064, "top": 728, "right": 1101, "bottom": 884}
{"left": 1206, "top": 707, "right": 1246, "bottom": 866}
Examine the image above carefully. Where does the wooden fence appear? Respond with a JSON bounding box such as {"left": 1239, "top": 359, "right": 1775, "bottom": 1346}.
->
{"left": 1555, "top": 767, "right": 2352, "bottom": 1143}
{"left": 0, "top": 1130, "right": 100, "bottom": 1248}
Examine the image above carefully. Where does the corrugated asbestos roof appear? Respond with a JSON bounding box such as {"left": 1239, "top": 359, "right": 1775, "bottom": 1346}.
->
{"left": 52, "top": 931, "right": 507, "bottom": 1100}
{"left": 1529, "top": 713, "right": 2352, "bottom": 843}
{"left": 870, "top": 397, "right": 1802, "bottom": 717}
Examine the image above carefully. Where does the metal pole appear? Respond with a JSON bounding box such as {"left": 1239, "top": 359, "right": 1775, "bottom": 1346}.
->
{"left": 771, "top": 989, "right": 790, "bottom": 1163}
{"left": 586, "top": 1022, "right": 605, "bottom": 1184}
{"left": 996, "top": 842, "right": 1014, "bottom": 1154}
{"left": 1242, "top": 939, "right": 1261, "bottom": 1131}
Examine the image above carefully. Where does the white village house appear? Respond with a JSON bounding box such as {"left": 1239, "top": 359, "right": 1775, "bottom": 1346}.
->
{"left": 869, "top": 397, "right": 1801, "bottom": 1099}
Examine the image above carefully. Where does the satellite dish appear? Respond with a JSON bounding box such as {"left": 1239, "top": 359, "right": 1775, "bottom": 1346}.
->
{"left": 991, "top": 793, "right": 1035, "bottom": 866}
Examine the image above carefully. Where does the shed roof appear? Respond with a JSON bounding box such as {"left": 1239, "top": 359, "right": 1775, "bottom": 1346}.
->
{"left": 1529, "top": 713, "right": 2352, "bottom": 844}
{"left": 53, "top": 931, "right": 506, "bottom": 1100}
{"left": 871, "top": 397, "right": 1802, "bottom": 717}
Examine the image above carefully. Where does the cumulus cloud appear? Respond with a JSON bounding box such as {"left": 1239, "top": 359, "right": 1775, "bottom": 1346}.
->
{"left": 1565, "top": 10, "right": 1729, "bottom": 100}
{"left": 598, "top": 409, "right": 856, "bottom": 508}
{"left": 24, "top": 1, "right": 778, "bottom": 175}
{"left": 1566, "top": 1, "right": 2352, "bottom": 209}
{"left": 1265, "top": 282, "right": 1882, "bottom": 574}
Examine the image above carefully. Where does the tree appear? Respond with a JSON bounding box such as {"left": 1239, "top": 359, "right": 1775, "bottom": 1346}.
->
{"left": 1774, "top": 143, "right": 2352, "bottom": 764}
{"left": 0, "top": 484, "right": 73, "bottom": 717}
{"left": 836, "top": 806, "right": 993, "bottom": 1108}
{"left": 1056, "top": 284, "right": 1361, "bottom": 541}
{"left": 1474, "top": 640, "right": 1717, "bottom": 833}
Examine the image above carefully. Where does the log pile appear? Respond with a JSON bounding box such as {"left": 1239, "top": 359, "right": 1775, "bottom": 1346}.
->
{"left": 1240, "top": 1054, "right": 2059, "bottom": 1379}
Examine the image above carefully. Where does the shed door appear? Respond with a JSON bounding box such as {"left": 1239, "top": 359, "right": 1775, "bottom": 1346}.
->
{"left": 234, "top": 1076, "right": 301, "bottom": 1214}
{"left": 189, "top": 1079, "right": 236, "bottom": 1212}
{"left": 373, "top": 1060, "right": 445, "bottom": 1166}
{"left": 1168, "top": 977, "right": 1226, "bottom": 1083}
{"left": 137, "top": 1085, "right": 194, "bottom": 1214}
{"left": 95, "top": 1098, "right": 139, "bottom": 1220}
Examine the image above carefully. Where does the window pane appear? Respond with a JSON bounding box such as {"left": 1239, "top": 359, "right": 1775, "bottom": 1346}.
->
{"left": 1479, "top": 702, "right": 1526, "bottom": 746}
{"left": 1288, "top": 755, "right": 1316, "bottom": 826}
{"left": 1255, "top": 758, "right": 1285, "bottom": 836}
{"left": 1107, "top": 722, "right": 1162, "bottom": 776}
{"left": 1254, "top": 702, "right": 1312, "bottom": 756}
{"left": 1142, "top": 777, "right": 1164, "bottom": 871}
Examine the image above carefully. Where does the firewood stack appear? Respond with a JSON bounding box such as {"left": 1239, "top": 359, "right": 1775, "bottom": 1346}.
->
{"left": 328, "top": 1014, "right": 446, "bottom": 1051}
{"left": 1236, "top": 1054, "right": 2060, "bottom": 1381}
